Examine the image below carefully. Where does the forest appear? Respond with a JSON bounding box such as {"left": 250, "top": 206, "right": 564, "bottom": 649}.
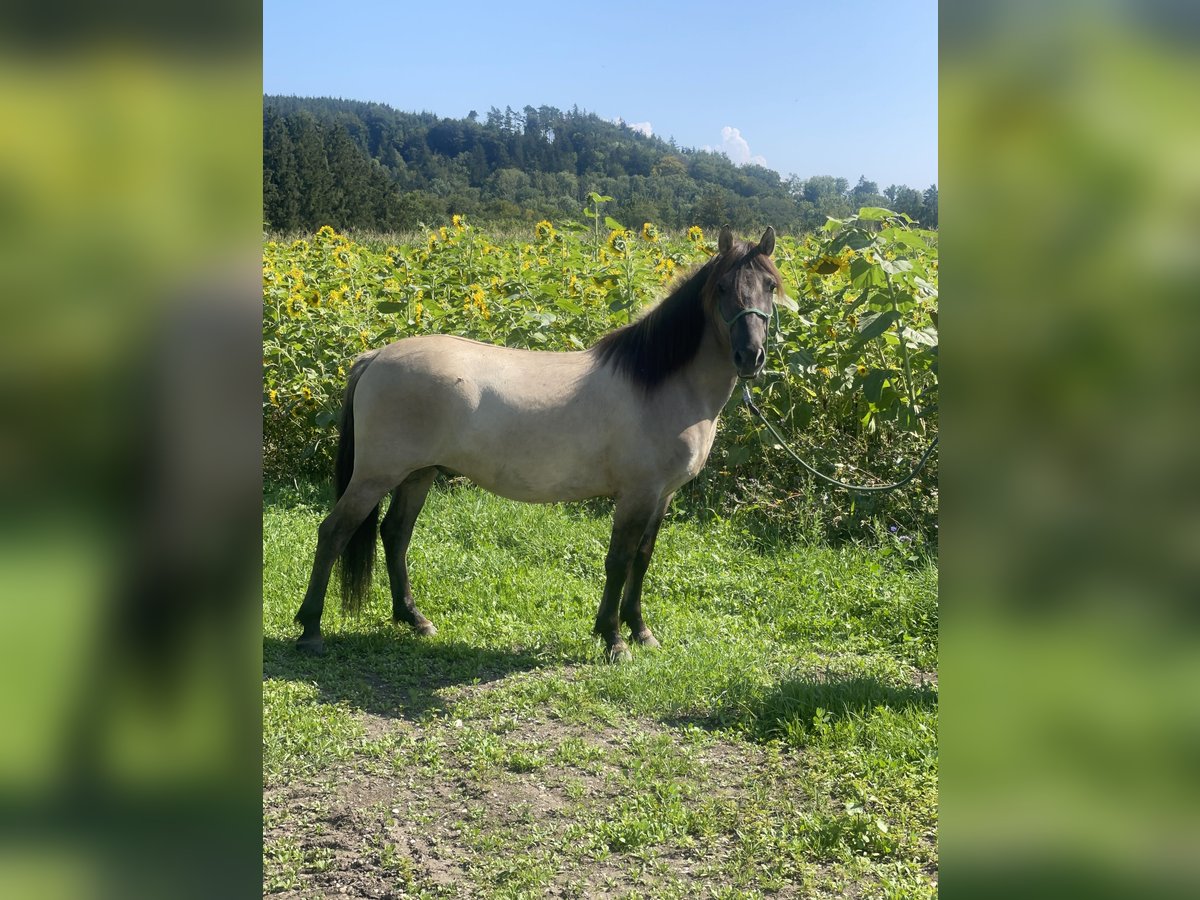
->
{"left": 263, "top": 95, "right": 938, "bottom": 234}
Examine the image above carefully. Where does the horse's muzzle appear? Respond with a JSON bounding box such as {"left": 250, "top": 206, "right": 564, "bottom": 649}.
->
{"left": 734, "top": 347, "right": 766, "bottom": 379}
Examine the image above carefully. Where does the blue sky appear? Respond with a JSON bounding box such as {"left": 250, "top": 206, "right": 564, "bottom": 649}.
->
{"left": 264, "top": 0, "right": 937, "bottom": 189}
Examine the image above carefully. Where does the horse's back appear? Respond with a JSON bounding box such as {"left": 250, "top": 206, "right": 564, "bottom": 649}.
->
{"left": 348, "top": 335, "right": 633, "bottom": 500}
{"left": 362, "top": 334, "right": 596, "bottom": 410}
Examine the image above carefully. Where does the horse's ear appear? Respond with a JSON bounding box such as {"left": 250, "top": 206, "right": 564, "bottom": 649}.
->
{"left": 758, "top": 226, "right": 776, "bottom": 257}
{"left": 718, "top": 225, "right": 733, "bottom": 254}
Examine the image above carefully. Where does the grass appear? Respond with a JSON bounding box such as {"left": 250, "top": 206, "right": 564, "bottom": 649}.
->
{"left": 263, "top": 479, "right": 937, "bottom": 898}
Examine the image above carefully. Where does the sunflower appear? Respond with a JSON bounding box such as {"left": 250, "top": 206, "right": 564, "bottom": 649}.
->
{"left": 809, "top": 255, "right": 847, "bottom": 275}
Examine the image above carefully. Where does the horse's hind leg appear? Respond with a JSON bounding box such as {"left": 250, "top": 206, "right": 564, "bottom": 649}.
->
{"left": 293, "top": 477, "right": 390, "bottom": 654}
{"left": 380, "top": 467, "right": 438, "bottom": 636}
{"left": 620, "top": 492, "right": 673, "bottom": 649}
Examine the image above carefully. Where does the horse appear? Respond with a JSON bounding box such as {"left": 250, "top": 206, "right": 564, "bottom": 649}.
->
{"left": 294, "top": 225, "right": 783, "bottom": 661}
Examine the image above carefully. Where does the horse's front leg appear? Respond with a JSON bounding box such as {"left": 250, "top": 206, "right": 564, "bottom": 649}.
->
{"left": 619, "top": 492, "right": 673, "bottom": 649}
{"left": 594, "top": 497, "right": 660, "bottom": 662}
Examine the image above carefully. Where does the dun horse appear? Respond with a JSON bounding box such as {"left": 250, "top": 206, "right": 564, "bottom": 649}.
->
{"left": 294, "top": 226, "right": 782, "bottom": 661}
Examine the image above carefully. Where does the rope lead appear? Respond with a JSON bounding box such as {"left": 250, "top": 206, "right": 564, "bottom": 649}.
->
{"left": 741, "top": 385, "right": 938, "bottom": 494}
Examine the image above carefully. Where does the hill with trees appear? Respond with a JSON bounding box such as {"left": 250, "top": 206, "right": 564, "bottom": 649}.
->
{"left": 263, "top": 95, "right": 937, "bottom": 234}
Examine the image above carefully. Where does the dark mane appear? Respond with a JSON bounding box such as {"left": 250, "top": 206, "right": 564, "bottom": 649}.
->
{"left": 593, "top": 260, "right": 714, "bottom": 390}
{"left": 594, "top": 242, "right": 774, "bottom": 390}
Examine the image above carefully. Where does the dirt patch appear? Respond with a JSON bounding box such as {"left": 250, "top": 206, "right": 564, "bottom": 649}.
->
{"left": 265, "top": 705, "right": 930, "bottom": 898}
{"left": 912, "top": 667, "right": 938, "bottom": 687}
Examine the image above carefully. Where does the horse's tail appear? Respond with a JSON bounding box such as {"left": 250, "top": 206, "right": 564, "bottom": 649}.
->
{"left": 335, "top": 350, "right": 380, "bottom": 615}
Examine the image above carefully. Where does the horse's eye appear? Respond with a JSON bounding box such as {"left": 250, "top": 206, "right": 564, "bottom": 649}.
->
{"left": 766, "top": 280, "right": 777, "bottom": 293}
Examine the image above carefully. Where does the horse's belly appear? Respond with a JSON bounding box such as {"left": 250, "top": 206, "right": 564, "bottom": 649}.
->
{"left": 442, "top": 413, "right": 615, "bottom": 503}
{"left": 456, "top": 453, "right": 610, "bottom": 503}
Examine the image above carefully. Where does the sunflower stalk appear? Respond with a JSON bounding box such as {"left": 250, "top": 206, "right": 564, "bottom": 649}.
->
{"left": 880, "top": 252, "right": 922, "bottom": 435}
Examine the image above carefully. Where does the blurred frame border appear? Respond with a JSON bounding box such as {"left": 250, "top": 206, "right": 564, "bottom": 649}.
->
{"left": 942, "top": 2, "right": 1200, "bottom": 898}
{"left": 0, "top": 4, "right": 262, "bottom": 898}
{"left": 4, "top": 0, "right": 1200, "bottom": 897}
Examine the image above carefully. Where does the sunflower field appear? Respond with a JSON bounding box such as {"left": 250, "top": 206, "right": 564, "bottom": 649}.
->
{"left": 263, "top": 209, "right": 938, "bottom": 541}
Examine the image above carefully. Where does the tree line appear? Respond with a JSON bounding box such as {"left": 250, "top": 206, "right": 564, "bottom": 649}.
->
{"left": 264, "top": 95, "right": 938, "bottom": 234}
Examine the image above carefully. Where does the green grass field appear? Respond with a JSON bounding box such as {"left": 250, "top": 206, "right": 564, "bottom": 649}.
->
{"left": 263, "top": 481, "right": 938, "bottom": 898}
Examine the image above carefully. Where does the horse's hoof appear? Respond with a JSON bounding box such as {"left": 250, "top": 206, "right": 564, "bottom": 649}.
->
{"left": 631, "top": 631, "right": 661, "bottom": 649}
{"left": 395, "top": 616, "right": 438, "bottom": 637}
{"left": 296, "top": 635, "right": 326, "bottom": 656}
{"left": 605, "top": 642, "right": 632, "bottom": 664}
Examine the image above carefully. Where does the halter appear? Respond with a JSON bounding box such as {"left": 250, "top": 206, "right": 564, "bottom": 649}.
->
{"left": 721, "top": 306, "right": 772, "bottom": 328}
{"left": 722, "top": 305, "right": 777, "bottom": 356}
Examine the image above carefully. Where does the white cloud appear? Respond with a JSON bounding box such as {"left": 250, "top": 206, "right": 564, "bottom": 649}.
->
{"left": 611, "top": 117, "right": 653, "bottom": 137}
{"left": 707, "top": 126, "right": 767, "bottom": 167}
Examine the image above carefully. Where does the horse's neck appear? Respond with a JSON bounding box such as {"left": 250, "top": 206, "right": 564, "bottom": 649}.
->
{"left": 679, "top": 324, "right": 739, "bottom": 418}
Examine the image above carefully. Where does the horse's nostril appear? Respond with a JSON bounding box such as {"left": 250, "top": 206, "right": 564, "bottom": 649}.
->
{"left": 754, "top": 348, "right": 765, "bottom": 370}
{"left": 733, "top": 349, "right": 745, "bottom": 368}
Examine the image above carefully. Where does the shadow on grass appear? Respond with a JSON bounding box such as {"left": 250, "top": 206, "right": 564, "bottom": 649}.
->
{"left": 263, "top": 476, "right": 331, "bottom": 504}
{"left": 263, "top": 632, "right": 549, "bottom": 721}
{"left": 751, "top": 674, "right": 936, "bottom": 736}
{"left": 670, "top": 673, "right": 938, "bottom": 742}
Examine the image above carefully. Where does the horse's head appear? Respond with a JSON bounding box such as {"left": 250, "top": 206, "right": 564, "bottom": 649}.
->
{"left": 709, "top": 225, "right": 781, "bottom": 379}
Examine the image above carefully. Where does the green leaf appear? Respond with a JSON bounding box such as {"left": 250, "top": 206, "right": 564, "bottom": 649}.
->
{"left": 376, "top": 301, "right": 406, "bottom": 313}
{"left": 788, "top": 348, "right": 815, "bottom": 371}
{"left": 850, "top": 256, "right": 886, "bottom": 289}
{"left": 854, "top": 310, "right": 900, "bottom": 345}
{"left": 604, "top": 216, "right": 625, "bottom": 231}
{"left": 857, "top": 206, "right": 899, "bottom": 221}
{"left": 862, "top": 368, "right": 890, "bottom": 403}
{"left": 775, "top": 293, "right": 798, "bottom": 313}
{"left": 830, "top": 231, "right": 875, "bottom": 253}
{"left": 315, "top": 410, "right": 337, "bottom": 427}
{"left": 902, "top": 326, "right": 938, "bottom": 347}
{"left": 554, "top": 297, "right": 584, "bottom": 314}
{"left": 880, "top": 228, "right": 929, "bottom": 251}
{"left": 846, "top": 287, "right": 871, "bottom": 313}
